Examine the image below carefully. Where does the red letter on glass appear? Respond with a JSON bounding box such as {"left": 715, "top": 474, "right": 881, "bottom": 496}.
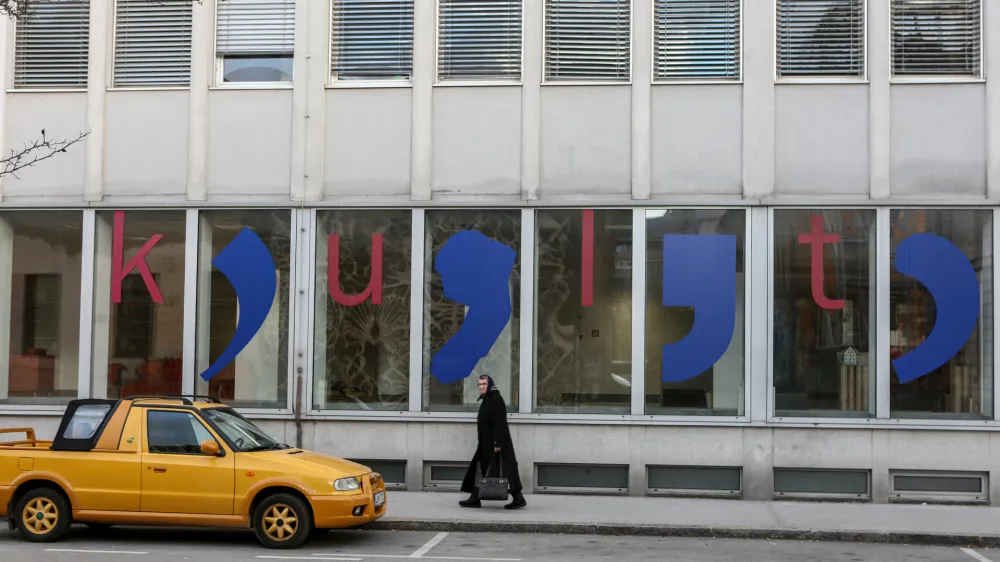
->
{"left": 111, "top": 210, "right": 164, "bottom": 304}
{"left": 797, "top": 215, "right": 844, "bottom": 310}
{"left": 328, "top": 233, "right": 383, "bottom": 306}
{"left": 581, "top": 210, "right": 594, "bottom": 307}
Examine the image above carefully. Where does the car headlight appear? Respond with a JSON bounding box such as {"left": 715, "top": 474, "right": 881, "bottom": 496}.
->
{"left": 334, "top": 477, "right": 361, "bottom": 491}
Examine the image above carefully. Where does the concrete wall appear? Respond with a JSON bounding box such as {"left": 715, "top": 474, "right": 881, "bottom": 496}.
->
{"left": 0, "top": 0, "right": 996, "bottom": 206}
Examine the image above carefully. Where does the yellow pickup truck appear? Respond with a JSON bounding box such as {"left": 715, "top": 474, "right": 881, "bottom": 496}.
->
{"left": 0, "top": 395, "right": 387, "bottom": 549}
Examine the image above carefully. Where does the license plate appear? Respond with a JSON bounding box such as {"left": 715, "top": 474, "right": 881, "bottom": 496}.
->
{"left": 374, "top": 490, "right": 385, "bottom": 507}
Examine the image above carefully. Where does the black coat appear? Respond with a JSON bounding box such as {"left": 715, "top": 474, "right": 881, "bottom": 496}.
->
{"left": 460, "top": 389, "right": 523, "bottom": 495}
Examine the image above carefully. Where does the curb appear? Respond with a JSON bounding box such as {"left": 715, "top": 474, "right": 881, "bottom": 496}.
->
{"left": 364, "top": 519, "right": 1000, "bottom": 549}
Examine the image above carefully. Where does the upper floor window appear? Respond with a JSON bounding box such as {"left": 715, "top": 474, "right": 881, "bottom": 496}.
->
{"left": 891, "top": 0, "right": 982, "bottom": 78}
{"left": 544, "top": 0, "right": 631, "bottom": 82}
{"left": 331, "top": 0, "right": 414, "bottom": 82}
{"left": 13, "top": 0, "right": 90, "bottom": 89}
{"left": 216, "top": 0, "right": 295, "bottom": 83}
{"left": 776, "top": 0, "right": 866, "bottom": 79}
{"left": 114, "top": 0, "right": 193, "bottom": 87}
{"left": 438, "top": 0, "right": 523, "bottom": 82}
{"left": 654, "top": 0, "right": 741, "bottom": 81}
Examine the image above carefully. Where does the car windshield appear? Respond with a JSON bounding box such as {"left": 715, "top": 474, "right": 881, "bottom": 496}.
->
{"left": 201, "top": 407, "right": 286, "bottom": 452}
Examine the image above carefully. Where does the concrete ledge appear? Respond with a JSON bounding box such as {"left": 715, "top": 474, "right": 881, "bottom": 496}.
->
{"left": 364, "top": 518, "right": 1000, "bottom": 549}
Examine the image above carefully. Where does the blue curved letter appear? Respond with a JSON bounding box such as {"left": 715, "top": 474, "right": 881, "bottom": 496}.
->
{"left": 892, "top": 233, "right": 980, "bottom": 383}
{"left": 661, "top": 234, "right": 736, "bottom": 383}
{"left": 199, "top": 227, "right": 277, "bottom": 382}
{"left": 430, "top": 230, "right": 516, "bottom": 384}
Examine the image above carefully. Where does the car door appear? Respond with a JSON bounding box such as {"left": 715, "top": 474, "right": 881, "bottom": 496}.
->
{"left": 139, "top": 408, "right": 235, "bottom": 515}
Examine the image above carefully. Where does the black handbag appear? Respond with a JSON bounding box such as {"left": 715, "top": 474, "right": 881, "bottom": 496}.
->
{"left": 476, "top": 450, "right": 510, "bottom": 501}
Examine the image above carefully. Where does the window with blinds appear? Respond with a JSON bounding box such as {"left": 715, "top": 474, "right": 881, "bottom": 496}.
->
{"left": 114, "top": 0, "right": 193, "bottom": 87}
{"left": 776, "top": 0, "right": 865, "bottom": 78}
{"left": 13, "top": 0, "right": 90, "bottom": 88}
{"left": 216, "top": 0, "right": 296, "bottom": 82}
{"left": 437, "top": 0, "right": 523, "bottom": 81}
{"left": 891, "top": 0, "right": 981, "bottom": 77}
{"left": 544, "top": 0, "right": 631, "bottom": 82}
{"left": 332, "top": 0, "right": 413, "bottom": 81}
{"left": 654, "top": 0, "right": 740, "bottom": 81}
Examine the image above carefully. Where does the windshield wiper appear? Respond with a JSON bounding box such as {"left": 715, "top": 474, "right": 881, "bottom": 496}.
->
{"left": 243, "top": 443, "right": 283, "bottom": 452}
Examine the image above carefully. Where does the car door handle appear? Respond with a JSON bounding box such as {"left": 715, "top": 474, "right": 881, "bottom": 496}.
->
{"left": 152, "top": 467, "right": 166, "bottom": 473}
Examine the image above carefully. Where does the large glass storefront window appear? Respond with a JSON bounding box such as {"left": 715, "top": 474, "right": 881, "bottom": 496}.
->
{"left": 534, "top": 209, "right": 632, "bottom": 413}
{"left": 422, "top": 210, "right": 521, "bottom": 412}
{"left": 193, "top": 210, "right": 291, "bottom": 409}
{"left": 0, "top": 212, "right": 83, "bottom": 405}
{"left": 645, "top": 209, "right": 746, "bottom": 416}
{"left": 772, "top": 209, "right": 876, "bottom": 417}
{"left": 313, "top": 210, "right": 412, "bottom": 411}
{"left": 889, "top": 209, "right": 993, "bottom": 420}
{"left": 91, "top": 211, "right": 187, "bottom": 399}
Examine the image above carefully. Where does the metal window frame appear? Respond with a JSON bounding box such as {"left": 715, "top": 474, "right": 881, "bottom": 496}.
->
{"left": 773, "top": 0, "right": 870, "bottom": 84}
{"left": 772, "top": 466, "right": 872, "bottom": 501}
{"left": 533, "top": 461, "right": 631, "bottom": 495}
{"left": 211, "top": 0, "right": 296, "bottom": 89}
{"left": 422, "top": 460, "right": 468, "bottom": 490}
{"left": 650, "top": 0, "right": 744, "bottom": 84}
{"left": 645, "top": 464, "right": 743, "bottom": 498}
{"left": 888, "top": 0, "right": 985, "bottom": 83}
{"left": 888, "top": 469, "right": 989, "bottom": 504}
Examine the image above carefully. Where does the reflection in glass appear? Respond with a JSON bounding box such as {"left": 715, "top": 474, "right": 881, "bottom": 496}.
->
{"left": 645, "top": 209, "right": 745, "bottom": 416}
{"left": 0, "top": 211, "right": 83, "bottom": 404}
{"left": 193, "top": 210, "right": 291, "bottom": 409}
{"left": 422, "top": 210, "right": 520, "bottom": 412}
{"left": 889, "top": 209, "right": 993, "bottom": 420}
{"left": 534, "top": 209, "right": 632, "bottom": 413}
{"left": 313, "top": 210, "right": 412, "bottom": 411}
{"left": 222, "top": 55, "right": 293, "bottom": 82}
{"left": 92, "top": 211, "right": 186, "bottom": 399}
{"left": 772, "top": 209, "right": 876, "bottom": 417}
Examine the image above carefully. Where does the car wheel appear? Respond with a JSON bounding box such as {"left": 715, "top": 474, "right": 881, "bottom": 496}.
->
{"left": 252, "top": 493, "right": 313, "bottom": 549}
{"left": 15, "top": 487, "right": 71, "bottom": 543}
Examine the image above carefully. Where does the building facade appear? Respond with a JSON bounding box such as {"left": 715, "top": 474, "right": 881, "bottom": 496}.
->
{"left": 0, "top": 0, "right": 999, "bottom": 504}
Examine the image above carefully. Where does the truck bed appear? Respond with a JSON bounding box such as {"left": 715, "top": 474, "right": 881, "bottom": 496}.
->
{"left": 0, "top": 428, "right": 53, "bottom": 449}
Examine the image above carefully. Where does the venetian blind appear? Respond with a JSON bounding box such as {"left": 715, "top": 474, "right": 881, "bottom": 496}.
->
{"left": 654, "top": 0, "right": 740, "bottom": 80}
{"left": 891, "top": 0, "right": 981, "bottom": 76}
{"left": 216, "top": 0, "right": 296, "bottom": 55}
{"left": 114, "top": 0, "right": 193, "bottom": 86}
{"left": 776, "top": 0, "right": 865, "bottom": 78}
{"left": 332, "top": 0, "right": 414, "bottom": 80}
{"left": 438, "top": 0, "right": 523, "bottom": 80}
{"left": 544, "top": 0, "right": 631, "bottom": 81}
{"left": 14, "top": 0, "right": 90, "bottom": 88}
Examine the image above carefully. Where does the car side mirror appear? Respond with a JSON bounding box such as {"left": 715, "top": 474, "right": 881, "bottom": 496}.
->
{"left": 200, "top": 439, "right": 221, "bottom": 456}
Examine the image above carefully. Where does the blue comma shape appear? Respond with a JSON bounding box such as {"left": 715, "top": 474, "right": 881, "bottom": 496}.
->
{"left": 661, "top": 234, "right": 737, "bottom": 383}
{"left": 430, "top": 230, "right": 516, "bottom": 385}
{"left": 199, "top": 227, "right": 277, "bottom": 382}
{"left": 891, "top": 232, "right": 980, "bottom": 384}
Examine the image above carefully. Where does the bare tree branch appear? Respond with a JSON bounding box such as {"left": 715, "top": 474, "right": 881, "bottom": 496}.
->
{"left": 0, "top": 0, "right": 202, "bottom": 20}
{"left": 0, "top": 129, "right": 90, "bottom": 179}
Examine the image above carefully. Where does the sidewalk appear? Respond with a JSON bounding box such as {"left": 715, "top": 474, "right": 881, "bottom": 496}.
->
{"left": 368, "top": 491, "right": 1000, "bottom": 548}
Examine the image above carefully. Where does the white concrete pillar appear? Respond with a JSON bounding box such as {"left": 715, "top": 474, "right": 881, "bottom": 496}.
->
{"left": 90, "top": 213, "right": 113, "bottom": 399}
{"left": 0, "top": 218, "right": 13, "bottom": 400}
{"left": 186, "top": 0, "right": 214, "bottom": 201}
{"left": 741, "top": 0, "right": 775, "bottom": 200}
{"left": 410, "top": 0, "right": 435, "bottom": 201}
{"left": 869, "top": 0, "right": 891, "bottom": 200}
{"left": 83, "top": 0, "right": 109, "bottom": 202}
{"left": 520, "top": 0, "right": 542, "bottom": 201}
{"left": 630, "top": 0, "right": 652, "bottom": 200}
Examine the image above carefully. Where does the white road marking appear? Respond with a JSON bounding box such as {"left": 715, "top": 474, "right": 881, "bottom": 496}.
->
{"left": 961, "top": 548, "right": 994, "bottom": 562}
{"left": 411, "top": 532, "right": 449, "bottom": 558}
{"left": 310, "top": 554, "right": 521, "bottom": 561}
{"left": 254, "top": 555, "right": 361, "bottom": 561}
{"left": 46, "top": 548, "right": 149, "bottom": 555}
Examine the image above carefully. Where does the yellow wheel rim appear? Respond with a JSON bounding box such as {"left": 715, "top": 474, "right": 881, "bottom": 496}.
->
{"left": 262, "top": 504, "right": 298, "bottom": 541}
{"left": 21, "top": 497, "right": 58, "bottom": 535}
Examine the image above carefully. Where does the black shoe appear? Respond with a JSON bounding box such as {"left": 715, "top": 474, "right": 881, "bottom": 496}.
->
{"left": 504, "top": 492, "right": 526, "bottom": 510}
{"left": 459, "top": 492, "right": 481, "bottom": 508}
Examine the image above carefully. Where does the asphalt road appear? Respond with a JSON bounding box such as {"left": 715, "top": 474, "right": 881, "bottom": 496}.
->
{"left": 0, "top": 524, "right": 997, "bottom": 562}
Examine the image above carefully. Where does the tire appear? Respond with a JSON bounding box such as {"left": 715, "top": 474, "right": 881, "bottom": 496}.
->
{"left": 15, "top": 487, "right": 71, "bottom": 543}
{"left": 252, "top": 493, "right": 313, "bottom": 549}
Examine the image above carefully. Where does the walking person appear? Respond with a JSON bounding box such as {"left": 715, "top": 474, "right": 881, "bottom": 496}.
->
{"left": 459, "top": 374, "right": 526, "bottom": 510}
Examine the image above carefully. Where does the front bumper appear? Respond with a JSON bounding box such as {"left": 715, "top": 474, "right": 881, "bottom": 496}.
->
{"left": 310, "top": 472, "right": 387, "bottom": 529}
